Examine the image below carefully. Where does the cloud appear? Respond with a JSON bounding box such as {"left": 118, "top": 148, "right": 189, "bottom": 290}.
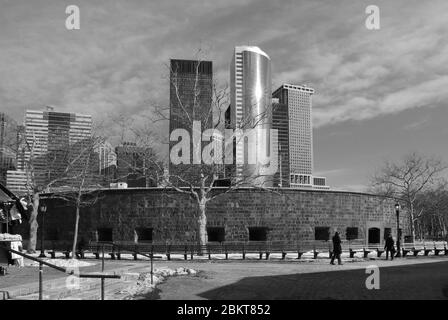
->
{"left": 402, "top": 117, "right": 430, "bottom": 131}
{"left": 0, "top": 0, "right": 447, "bottom": 139}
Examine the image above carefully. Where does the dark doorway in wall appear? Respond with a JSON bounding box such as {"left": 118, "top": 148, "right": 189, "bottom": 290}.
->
{"left": 384, "top": 228, "right": 392, "bottom": 240}
{"left": 315, "top": 227, "right": 330, "bottom": 241}
{"left": 248, "top": 227, "right": 268, "bottom": 241}
{"left": 97, "top": 228, "right": 113, "bottom": 242}
{"left": 346, "top": 227, "right": 358, "bottom": 240}
{"left": 207, "top": 227, "right": 225, "bottom": 242}
{"left": 135, "top": 228, "right": 153, "bottom": 242}
{"left": 368, "top": 227, "right": 380, "bottom": 244}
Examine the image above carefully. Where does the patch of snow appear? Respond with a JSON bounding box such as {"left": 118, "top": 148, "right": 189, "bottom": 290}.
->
{"left": 119, "top": 266, "right": 197, "bottom": 299}
{"left": 27, "top": 259, "right": 95, "bottom": 268}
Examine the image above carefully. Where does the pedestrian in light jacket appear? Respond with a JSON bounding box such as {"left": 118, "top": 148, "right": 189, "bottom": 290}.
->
{"left": 330, "top": 232, "right": 343, "bottom": 265}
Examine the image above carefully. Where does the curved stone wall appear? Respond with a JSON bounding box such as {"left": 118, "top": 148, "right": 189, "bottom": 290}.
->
{"left": 23, "top": 188, "right": 409, "bottom": 245}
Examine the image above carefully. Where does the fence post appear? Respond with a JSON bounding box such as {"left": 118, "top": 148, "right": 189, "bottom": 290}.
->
{"left": 101, "top": 245, "right": 105, "bottom": 300}
{"left": 101, "top": 278, "right": 105, "bottom": 300}
{"left": 150, "top": 252, "right": 153, "bottom": 285}
{"left": 39, "top": 262, "right": 43, "bottom": 300}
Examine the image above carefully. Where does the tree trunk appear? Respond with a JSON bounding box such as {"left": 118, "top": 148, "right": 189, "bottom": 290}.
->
{"left": 198, "top": 200, "right": 207, "bottom": 247}
{"left": 27, "top": 193, "right": 40, "bottom": 253}
{"left": 72, "top": 205, "right": 80, "bottom": 259}
{"left": 409, "top": 203, "right": 416, "bottom": 242}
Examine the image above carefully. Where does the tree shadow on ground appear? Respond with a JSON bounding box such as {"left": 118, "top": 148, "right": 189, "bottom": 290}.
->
{"left": 197, "top": 261, "right": 448, "bottom": 300}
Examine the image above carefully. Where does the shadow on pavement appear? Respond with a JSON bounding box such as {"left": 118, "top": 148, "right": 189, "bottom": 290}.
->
{"left": 198, "top": 261, "right": 448, "bottom": 300}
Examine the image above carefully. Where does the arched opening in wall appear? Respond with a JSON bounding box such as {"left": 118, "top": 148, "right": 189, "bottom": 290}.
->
{"left": 248, "top": 227, "right": 268, "bottom": 241}
{"left": 207, "top": 227, "right": 225, "bottom": 242}
{"left": 368, "top": 228, "right": 380, "bottom": 244}
{"left": 97, "top": 228, "right": 113, "bottom": 242}
{"left": 135, "top": 228, "right": 153, "bottom": 243}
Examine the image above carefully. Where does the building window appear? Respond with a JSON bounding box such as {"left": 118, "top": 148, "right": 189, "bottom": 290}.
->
{"left": 135, "top": 228, "right": 153, "bottom": 242}
{"left": 315, "top": 227, "right": 330, "bottom": 241}
{"left": 207, "top": 227, "right": 225, "bottom": 242}
{"left": 97, "top": 228, "right": 113, "bottom": 242}
{"left": 346, "top": 227, "right": 358, "bottom": 240}
{"left": 248, "top": 227, "right": 268, "bottom": 241}
{"left": 368, "top": 228, "right": 380, "bottom": 244}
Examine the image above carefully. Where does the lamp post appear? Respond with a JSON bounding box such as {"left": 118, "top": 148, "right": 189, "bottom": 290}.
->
{"left": 395, "top": 203, "right": 401, "bottom": 258}
{"left": 38, "top": 203, "right": 47, "bottom": 258}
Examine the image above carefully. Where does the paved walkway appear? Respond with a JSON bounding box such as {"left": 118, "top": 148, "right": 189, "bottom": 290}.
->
{"left": 154, "top": 257, "right": 448, "bottom": 300}
{"left": 2, "top": 255, "right": 448, "bottom": 299}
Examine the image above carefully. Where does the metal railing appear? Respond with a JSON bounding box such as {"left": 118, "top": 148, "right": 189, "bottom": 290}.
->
{"left": 91, "top": 242, "right": 155, "bottom": 285}
{"left": 0, "top": 245, "right": 121, "bottom": 300}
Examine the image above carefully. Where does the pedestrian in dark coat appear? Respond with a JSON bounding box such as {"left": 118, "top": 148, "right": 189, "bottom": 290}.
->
{"left": 385, "top": 234, "right": 395, "bottom": 260}
{"left": 330, "top": 232, "right": 343, "bottom": 265}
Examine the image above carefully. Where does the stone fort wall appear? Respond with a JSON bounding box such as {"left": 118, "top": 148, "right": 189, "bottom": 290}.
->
{"left": 24, "top": 188, "right": 409, "bottom": 245}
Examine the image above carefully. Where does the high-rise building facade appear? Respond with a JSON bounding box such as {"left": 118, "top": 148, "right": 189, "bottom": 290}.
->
{"left": 94, "top": 140, "right": 117, "bottom": 186}
{"left": 272, "top": 84, "right": 328, "bottom": 189}
{"left": 95, "top": 141, "right": 117, "bottom": 173}
{"left": 229, "top": 46, "right": 273, "bottom": 187}
{"left": 6, "top": 107, "right": 93, "bottom": 193}
{"left": 169, "top": 59, "right": 213, "bottom": 185}
{"left": 271, "top": 99, "right": 290, "bottom": 187}
{"left": 0, "top": 113, "right": 19, "bottom": 185}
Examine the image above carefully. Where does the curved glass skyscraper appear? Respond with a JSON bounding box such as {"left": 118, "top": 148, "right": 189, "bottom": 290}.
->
{"left": 229, "top": 46, "right": 274, "bottom": 187}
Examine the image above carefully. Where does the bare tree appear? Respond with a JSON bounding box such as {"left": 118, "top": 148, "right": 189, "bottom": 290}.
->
{"left": 52, "top": 136, "right": 104, "bottom": 258}
{"left": 370, "top": 152, "right": 447, "bottom": 242}
{"left": 414, "top": 181, "right": 448, "bottom": 239}
{"left": 141, "top": 51, "right": 279, "bottom": 247}
{"left": 14, "top": 126, "right": 102, "bottom": 253}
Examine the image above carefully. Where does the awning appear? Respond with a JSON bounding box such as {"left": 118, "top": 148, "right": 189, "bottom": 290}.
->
{"left": 0, "top": 188, "right": 12, "bottom": 203}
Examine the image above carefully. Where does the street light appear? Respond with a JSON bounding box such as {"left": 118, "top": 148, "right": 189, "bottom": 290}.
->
{"left": 395, "top": 203, "right": 401, "bottom": 258}
{"left": 38, "top": 203, "right": 47, "bottom": 258}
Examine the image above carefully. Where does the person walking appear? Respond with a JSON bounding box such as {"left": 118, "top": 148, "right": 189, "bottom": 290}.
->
{"left": 385, "top": 234, "right": 395, "bottom": 260}
{"left": 330, "top": 232, "right": 343, "bottom": 265}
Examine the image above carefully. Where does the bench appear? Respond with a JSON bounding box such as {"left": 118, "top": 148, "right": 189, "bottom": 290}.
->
{"left": 432, "top": 241, "right": 445, "bottom": 256}
{"left": 166, "top": 244, "right": 189, "bottom": 260}
{"left": 44, "top": 241, "right": 73, "bottom": 259}
{"left": 205, "top": 242, "right": 224, "bottom": 259}
{"left": 219, "top": 242, "right": 264, "bottom": 260}
{"left": 408, "top": 241, "right": 426, "bottom": 257}
{"left": 367, "top": 245, "right": 384, "bottom": 258}
{"left": 265, "top": 241, "right": 302, "bottom": 260}
{"left": 43, "top": 240, "right": 57, "bottom": 259}
{"left": 312, "top": 241, "right": 332, "bottom": 259}
{"left": 88, "top": 242, "right": 115, "bottom": 259}
{"left": 402, "top": 243, "right": 413, "bottom": 257}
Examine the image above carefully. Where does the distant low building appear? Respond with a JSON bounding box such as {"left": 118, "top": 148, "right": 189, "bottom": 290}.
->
{"left": 115, "top": 142, "right": 160, "bottom": 188}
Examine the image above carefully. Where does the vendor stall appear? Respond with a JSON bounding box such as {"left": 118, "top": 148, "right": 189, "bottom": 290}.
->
{"left": 0, "top": 233, "right": 23, "bottom": 275}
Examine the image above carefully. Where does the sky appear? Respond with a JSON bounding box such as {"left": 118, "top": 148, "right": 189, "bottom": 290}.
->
{"left": 1, "top": 0, "right": 447, "bottom": 191}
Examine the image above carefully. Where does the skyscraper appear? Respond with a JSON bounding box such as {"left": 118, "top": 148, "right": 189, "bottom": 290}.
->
{"left": 272, "top": 84, "right": 328, "bottom": 189}
{"left": 169, "top": 59, "right": 213, "bottom": 185}
{"left": 271, "top": 99, "right": 290, "bottom": 187}
{"left": 6, "top": 107, "right": 93, "bottom": 193}
{"left": 0, "top": 113, "right": 18, "bottom": 185}
{"left": 229, "top": 46, "right": 273, "bottom": 187}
